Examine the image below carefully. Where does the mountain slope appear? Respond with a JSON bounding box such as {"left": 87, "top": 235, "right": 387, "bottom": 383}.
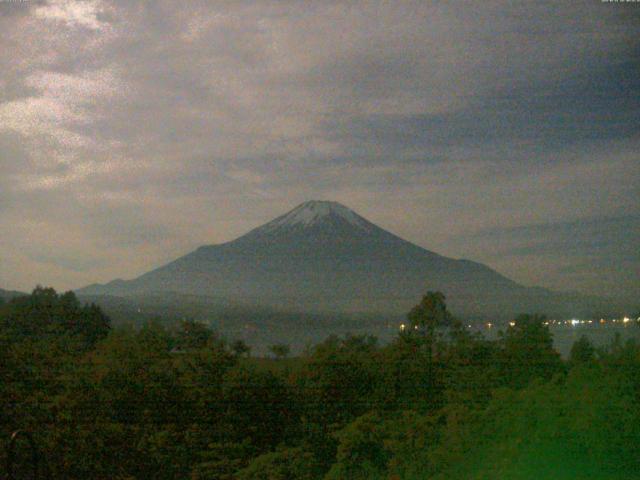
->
{"left": 77, "top": 201, "right": 608, "bottom": 318}
{"left": 0, "top": 288, "right": 27, "bottom": 301}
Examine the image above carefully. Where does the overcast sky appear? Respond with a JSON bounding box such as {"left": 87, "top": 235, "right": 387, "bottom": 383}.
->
{"left": 1, "top": 0, "right": 638, "bottom": 298}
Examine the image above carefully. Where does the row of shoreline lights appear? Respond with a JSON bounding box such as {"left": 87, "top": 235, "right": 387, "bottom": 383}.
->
{"left": 505, "top": 317, "right": 638, "bottom": 328}
{"left": 399, "top": 317, "right": 639, "bottom": 331}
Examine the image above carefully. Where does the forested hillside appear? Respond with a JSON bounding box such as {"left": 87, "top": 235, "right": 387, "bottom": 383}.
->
{"left": 1, "top": 288, "right": 639, "bottom": 479}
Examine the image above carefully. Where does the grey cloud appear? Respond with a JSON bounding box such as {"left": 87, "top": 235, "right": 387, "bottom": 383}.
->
{"left": 443, "top": 215, "right": 640, "bottom": 296}
{"left": 28, "top": 251, "right": 109, "bottom": 273}
{"left": 321, "top": 52, "right": 640, "bottom": 167}
{"left": 465, "top": 215, "right": 640, "bottom": 258}
{"left": 0, "top": 0, "right": 638, "bottom": 296}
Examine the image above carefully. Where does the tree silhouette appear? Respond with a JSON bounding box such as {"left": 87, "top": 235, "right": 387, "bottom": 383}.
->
{"left": 269, "top": 343, "right": 290, "bottom": 360}
{"left": 498, "top": 313, "right": 562, "bottom": 388}
{"left": 0, "top": 286, "right": 110, "bottom": 347}
{"left": 569, "top": 335, "right": 595, "bottom": 364}
{"left": 407, "top": 291, "right": 453, "bottom": 339}
{"left": 231, "top": 339, "right": 251, "bottom": 357}
{"left": 175, "top": 319, "right": 213, "bottom": 350}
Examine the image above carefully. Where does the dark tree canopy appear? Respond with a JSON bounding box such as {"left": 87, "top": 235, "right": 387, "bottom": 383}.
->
{"left": 498, "top": 313, "right": 563, "bottom": 388}
{"left": 569, "top": 334, "right": 595, "bottom": 364}
{"left": 175, "top": 319, "right": 214, "bottom": 350}
{"left": 231, "top": 339, "right": 251, "bottom": 357}
{"left": 0, "top": 286, "right": 110, "bottom": 347}
{"left": 269, "top": 343, "right": 291, "bottom": 359}
{"left": 407, "top": 291, "right": 454, "bottom": 337}
{"left": 2, "top": 287, "right": 639, "bottom": 479}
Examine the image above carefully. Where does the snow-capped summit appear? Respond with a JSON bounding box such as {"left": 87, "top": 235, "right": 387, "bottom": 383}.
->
{"left": 276, "top": 201, "right": 360, "bottom": 226}
{"left": 250, "top": 200, "right": 375, "bottom": 236}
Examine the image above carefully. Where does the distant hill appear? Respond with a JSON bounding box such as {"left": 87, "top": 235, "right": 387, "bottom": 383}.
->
{"left": 0, "top": 288, "right": 27, "bottom": 301}
{"left": 77, "top": 200, "right": 621, "bottom": 319}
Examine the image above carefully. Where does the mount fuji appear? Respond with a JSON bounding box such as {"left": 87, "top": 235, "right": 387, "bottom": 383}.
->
{"left": 77, "top": 201, "right": 606, "bottom": 318}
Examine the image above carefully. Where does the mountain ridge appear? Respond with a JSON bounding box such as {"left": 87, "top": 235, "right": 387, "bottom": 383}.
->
{"left": 0, "top": 288, "right": 27, "bottom": 301}
{"left": 76, "top": 200, "right": 612, "bottom": 318}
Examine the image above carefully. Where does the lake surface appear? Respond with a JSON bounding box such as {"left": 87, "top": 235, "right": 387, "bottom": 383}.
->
{"left": 465, "top": 322, "right": 640, "bottom": 358}
{"left": 548, "top": 323, "right": 640, "bottom": 357}
{"left": 225, "top": 315, "right": 640, "bottom": 357}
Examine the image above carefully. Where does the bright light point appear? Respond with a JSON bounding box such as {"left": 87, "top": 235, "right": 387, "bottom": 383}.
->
{"left": 623, "top": 317, "right": 630, "bottom": 324}
{"left": 400, "top": 323, "right": 406, "bottom": 331}
{"left": 509, "top": 321, "right": 516, "bottom": 327}
{"left": 571, "top": 319, "right": 580, "bottom": 326}
{"left": 487, "top": 322, "right": 492, "bottom": 328}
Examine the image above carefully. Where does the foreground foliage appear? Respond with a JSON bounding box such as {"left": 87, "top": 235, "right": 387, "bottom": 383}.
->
{"left": 1, "top": 288, "right": 639, "bottom": 479}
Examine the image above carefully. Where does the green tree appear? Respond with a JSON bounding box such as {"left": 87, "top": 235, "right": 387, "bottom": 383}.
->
{"left": 50, "top": 325, "right": 193, "bottom": 478}
{"left": 191, "top": 440, "right": 257, "bottom": 480}
{"left": 569, "top": 335, "right": 595, "bottom": 365}
{"left": 221, "top": 366, "right": 298, "bottom": 451}
{"left": 236, "top": 446, "right": 323, "bottom": 480}
{"left": 431, "top": 365, "right": 640, "bottom": 479}
{"left": 325, "top": 412, "right": 389, "bottom": 480}
{"left": 175, "top": 319, "right": 213, "bottom": 350}
{"left": 438, "top": 329, "right": 502, "bottom": 409}
{"left": 498, "top": 313, "right": 563, "bottom": 388}
{"left": 231, "top": 339, "right": 251, "bottom": 357}
{"left": 297, "top": 335, "right": 381, "bottom": 426}
{"left": 0, "top": 286, "right": 110, "bottom": 347}
{"left": 378, "top": 334, "right": 442, "bottom": 411}
{"left": 406, "top": 291, "right": 454, "bottom": 341}
{"left": 269, "top": 343, "right": 291, "bottom": 360}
